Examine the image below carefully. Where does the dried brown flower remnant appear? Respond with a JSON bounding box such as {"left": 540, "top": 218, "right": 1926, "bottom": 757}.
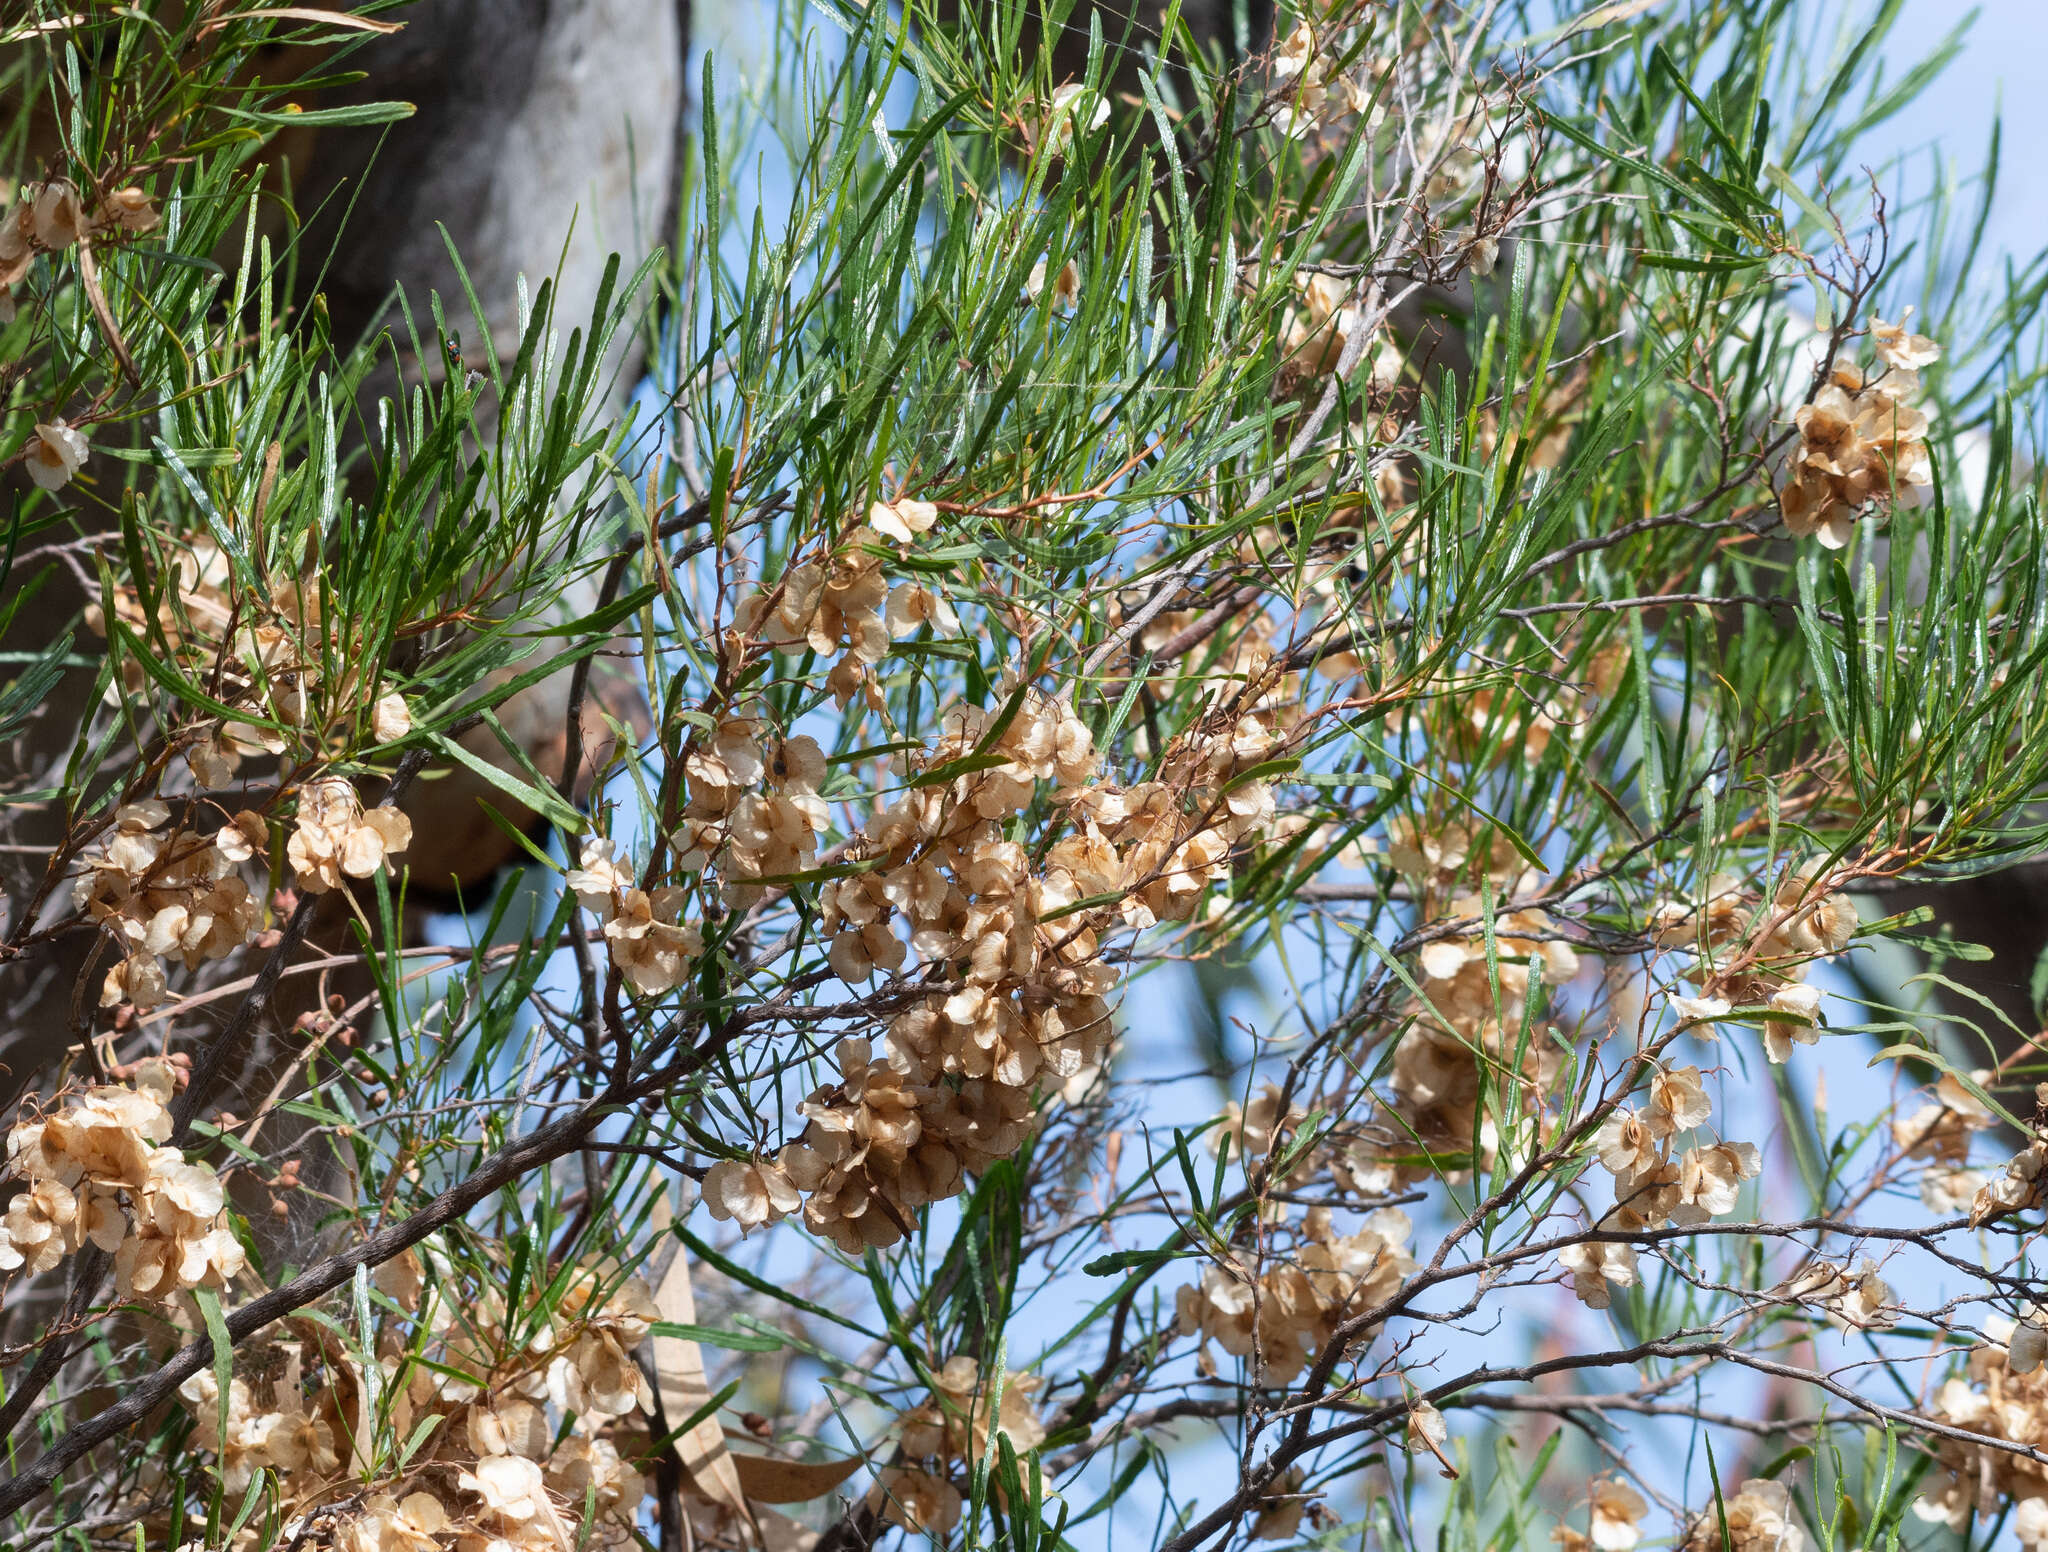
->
{"left": 1213, "top": 1081, "right": 1308, "bottom": 1164}
{"left": 1675, "top": 1141, "right": 1763, "bottom": 1220}
{"left": 1972, "top": 1134, "right": 2048, "bottom": 1225}
{"left": 873, "top": 1356, "right": 1045, "bottom": 1532}
{"left": 780, "top": 1037, "right": 970, "bottom": 1253}
{"left": 565, "top": 836, "right": 703, "bottom": 994}
{"left": 1893, "top": 1070, "right": 1998, "bottom": 1178}
{"left": 0, "top": 1065, "right": 244, "bottom": 1299}
{"left": 1557, "top": 1238, "right": 1638, "bottom": 1309}
{"left": 1271, "top": 19, "right": 1314, "bottom": 81}
{"left": 602, "top": 883, "right": 703, "bottom": 995}
{"left": 869, "top": 497, "right": 939, "bottom": 544}
{"left": 31, "top": 178, "right": 84, "bottom": 251}
{"left": 186, "top": 734, "right": 238, "bottom": 789}
{"left": 735, "top": 531, "right": 891, "bottom": 707}
{"left": 1041, "top": 83, "right": 1108, "bottom": 158}
{"left": 85, "top": 533, "right": 235, "bottom": 701}
{"left": 1594, "top": 1108, "right": 1659, "bottom": 1177}
{"left": 702, "top": 1153, "right": 803, "bottom": 1232}
{"left": 872, "top": 1465, "right": 963, "bottom": 1534}
{"left": 1668, "top": 992, "right": 1731, "bottom": 1026}
{"left": 886, "top": 579, "right": 959, "bottom": 637}
{"left": 1587, "top": 1476, "right": 1648, "bottom": 1550}
{"left": 1679, "top": 1477, "right": 1807, "bottom": 1552}
{"left": 1650, "top": 872, "right": 1750, "bottom": 950}
{"left": 1405, "top": 1397, "right": 1454, "bottom": 1475}
{"left": 1346, "top": 897, "right": 1577, "bottom": 1188}
{"left": 1916, "top": 1320, "right": 2048, "bottom": 1543}
{"left": 96, "top": 186, "right": 161, "bottom": 235}
{"left": 1760, "top": 980, "right": 1823, "bottom": 1063}
{"left": 1, "top": 176, "right": 101, "bottom": 320}
{"left": 1583, "top": 1059, "right": 1742, "bottom": 1241}
{"left": 594, "top": 692, "right": 1118, "bottom": 1252}
{"left": 1248, "top": 1466, "right": 1313, "bottom": 1540}
{"left": 71, "top": 800, "right": 263, "bottom": 1010}
{"left": 1175, "top": 1206, "right": 1416, "bottom": 1382}
{"left": 897, "top": 1355, "right": 1047, "bottom": 1467}
{"left": 1871, "top": 311, "right": 1941, "bottom": 372}
{"left": 80, "top": 525, "right": 396, "bottom": 762}
{"left": 371, "top": 692, "right": 412, "bottom": 742}
{"left": 1920, "top": 1161, "right": 1989, "bottom": 1213}
{"left": 0, "top": 199, "right": 32, "bottom": 289}
{"left": 565, "top": 835, "right": 635, "bottom": 905}
{"left": 734, "top": 687, "right": 1123, "bottom": 1246}
{"left": 1607, "top": 1140, "right": 1758, "bottom": 1233}
{"left": 322, "top": 1358, "right": 649, "bottom": 1552}
{"left": 1794, "top": 1257, "right": 1896, "bottom": 1331}
{"left": 178, "top": 1360, "right": 340, "bottom": 1496}
{"left": 2013, "top": 1313, "right": 2048, "bottom": 1376}
{"left": 0, "top": 177, "right": 150, "bottom": 318}
{"left": 25, "top": 418, "right": 88, "bottom": 491}
{"left": 1383, "top": 815, "right": 1528, "bottom": 897}
{"left": 1280, "top": 272, "right": 1366, "bottom": 377}
{"left": 242, "top": 1251, "right": 665, "bottom": 1548}
{"left": 114, "top": 1148, "right": 248, "bottom": 1298}
{"left": 461, "top": 1451, "right": 567, "bottom": 1547}
{"left": 1647, "top": 1064, "right": 1713, "bottom": 1136}
{"left": 1657, "top": 862, "right": 1857, "bottom": 964}
{"left": 343, "top": 1491, "right": 451, "bottom": 1552}
{"left": 288, "top": 777, "right": 413, "bottom": 893}
{"left": 1653, "top": 862, "right": 1856, "bottom": 1065}
{"left": 1778, "top": 334, "right": 1937, "bottom": 548}
{"left": 1027, "top": 256, "right": 1081, "bottom": 313}
{"left": 1768, "top": 864, "right": 1858, "bottom": 957}
{"left": 1265, "top": 21, "right": 1386, "bottom": 141}
{"left": 545, "top": 1435, "right": 649, "bottom": 1547}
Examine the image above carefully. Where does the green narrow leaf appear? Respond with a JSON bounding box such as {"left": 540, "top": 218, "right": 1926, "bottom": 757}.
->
{"left": 193, "top": 1287, "right": 234, "bottom": 1456}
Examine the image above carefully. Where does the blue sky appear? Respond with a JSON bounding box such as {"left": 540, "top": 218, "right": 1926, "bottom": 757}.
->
{"left": 1867, "top": 0, "right": 2048, "bottom": 265}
